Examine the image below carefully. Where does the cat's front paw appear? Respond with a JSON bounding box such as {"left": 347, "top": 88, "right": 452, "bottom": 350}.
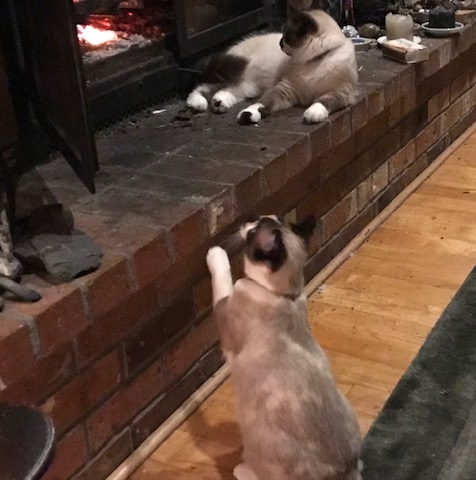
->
{"left": 237, "top": 103, "right": 266, "bottom": 125}
{"left": 187, "top": 91, "right": 208, "bottom": 112}
{"left": 303, "top": 102, "right": 329, "bottom": 124}
{"left": 211, "top": 91, "right": 238, "bottom": 113}
{"left": 206, "top": 246, "right": 230, "bottom": 274}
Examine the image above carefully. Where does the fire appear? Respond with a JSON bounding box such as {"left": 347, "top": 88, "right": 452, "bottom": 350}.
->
{"left": 77, "top": 25, "right": 118, "bottom": 46}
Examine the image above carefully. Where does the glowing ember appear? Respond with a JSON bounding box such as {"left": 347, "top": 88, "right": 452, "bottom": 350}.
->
{"left": 77, "top": 25, "right": 118, "bottom": 46}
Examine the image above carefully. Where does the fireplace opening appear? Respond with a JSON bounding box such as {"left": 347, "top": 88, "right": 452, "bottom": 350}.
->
{"left": 0, "top": 0, "right": 280, "bottom": 195}
{"left": 72, "top": 0, "right": 279, "bottom": 129}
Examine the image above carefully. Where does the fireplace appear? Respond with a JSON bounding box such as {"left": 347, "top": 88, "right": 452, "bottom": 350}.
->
{"left": 0, "top": 0, "right": 279, "bottom": 194}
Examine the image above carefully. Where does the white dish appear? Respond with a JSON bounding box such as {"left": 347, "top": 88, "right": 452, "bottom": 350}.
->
{"left": 421, "top": 22, "right": 464, "bottom": 37}
{"left": 377, "top": 35, "right": 421, "bottom": 45}
{"left": 351, "top": 37, "right": 373, "bottom": 52}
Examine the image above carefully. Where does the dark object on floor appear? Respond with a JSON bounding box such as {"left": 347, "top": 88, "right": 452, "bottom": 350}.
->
{"left": 14, "top": 204, "right": 103, "bottom": 281}
{"left": 362, "top": 265, "right": 476, "bottom": 480}
{"left": 0, "top": 403, "right": 55, "bottom": 480}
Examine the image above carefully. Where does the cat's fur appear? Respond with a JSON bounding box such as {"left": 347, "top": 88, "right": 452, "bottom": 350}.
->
{"left": 206, "top": 216, "right": 362, "bottom": 480}
{"left": 187, "top": 9, "right": 357, "bottom": 125}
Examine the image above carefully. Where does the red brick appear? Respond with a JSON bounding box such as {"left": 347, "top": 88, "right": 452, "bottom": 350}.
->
{"left": 76, "top": 254, "right": 134, "bottom": 321}
{"left": 74, "top": 429, "right": 133, "bottom": 480}
{"left": 155, "top": 242, "right": 209, "bottom": 300}
{"left": 402, "top": 89, "right": 416, "bottom": 118}
{"left": 0, "top": 344, "right": 75, "bottom": 404}
{"left": 357, "top": 178, "right": 372, "bottom": 212}
{"left": 440, "top": 97, "right": 463, "bottom": 135}
{"left": 235, "top": 168, "right": 264, "bottom": 215}
{"left": 124, "top": 291, "right": 194, "bottom": 375}
{"left": 319, "top": 191, "right": 358, "bottom": 244}
{"left": 41, "top": 351, "right": 121, "bottom": 435}
{"left": 329, "top": 108, "right": 351, "bottom": 146}
{"left": 171, "top": 209, "right": 207, "bottom": 259}
{"left": 389, "top": 140, "right": 416, "bottom": 179}
{"left": 0, "top": 315, "right": 35, "bottom": 388}
{"left": 162, "top": 315, "right": 218, "bottom": 387}
{"left": 450, "top": 69, "right": 471, "bottom": 102}
{"left": 75, "top": 282, "right": 160, "bottom": 367}
{"left": 367, "top": 85, "right": 385, "bottom": 119}
{"left": 309, "top": 120, "right": 331, "bottom": 162}
{"left": 192, "top": 276, "right": 212, "bottom": 320}
{"left": 86, "top": 359, "right": 164, "bottom": 452}
{"left": 427, "top": 86, "right": 450, "bottom": 121}
{"left": 350, "top": 85, "right": 371, "bottom": 133}
{"left": 388, "top": 98, "right": 403, "bottom": 127}
{"left": 42, "top": 425, "right": 88, "bottom": 480}
{"left": 471, "top": 65, "right": 476, "bottom": 86}
{"left": 205, "top": 189, "right": 236, "bottom": 236}
{"left": 9, "top": 282, "right": 88, "bottom": 356}
{"left": 439, "top": 39, "right": 452, "bottom": 68}
{"left": 371, "top": 163, "right": 389, "bottom": 198}
{"left": 285, "top": 135, "right": 312, "bottom": 178}
{"left": 74, "top": 212, "right": 174, "bottom": 288}
{"left": 263, "top": 151, "right": 288, "bottom": 194}
{"left": 415, "top": 117, "right": 442, "bottom": 158}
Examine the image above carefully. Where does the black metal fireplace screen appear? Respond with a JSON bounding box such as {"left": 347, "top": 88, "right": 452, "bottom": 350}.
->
{"left": 0, "top": 0, "right": 279, "bottom": 193}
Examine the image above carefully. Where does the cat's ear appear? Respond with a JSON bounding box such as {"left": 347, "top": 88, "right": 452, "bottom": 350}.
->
{"left": 291, "top": 216, "right": 317, "bottom": 242}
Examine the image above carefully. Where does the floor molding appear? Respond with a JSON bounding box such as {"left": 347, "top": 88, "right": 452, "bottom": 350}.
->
{"left": 106, "top": 122, "right": 476, "bottom": 480}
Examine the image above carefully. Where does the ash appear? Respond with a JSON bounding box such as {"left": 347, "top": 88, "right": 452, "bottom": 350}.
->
{"left": 82, "top": 34, "right": 153, "bottom": 65}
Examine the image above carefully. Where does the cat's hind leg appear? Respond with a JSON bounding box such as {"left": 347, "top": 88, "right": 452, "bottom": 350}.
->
{"left": 187, "top": 84, "right": 217, "bottom": 112}
{"left": 211, "top": 82, "right": 259, "bottom": 113}
{"left": 233, "top": 463, "right": 259, "bottom": 480}
{"left": 206, "top": 246, "right": 233, "bottom": 307}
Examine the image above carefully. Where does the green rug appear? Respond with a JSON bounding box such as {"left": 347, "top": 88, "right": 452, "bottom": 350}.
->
{"left": 362, "top": 266, "right": 476, "bottom": 480}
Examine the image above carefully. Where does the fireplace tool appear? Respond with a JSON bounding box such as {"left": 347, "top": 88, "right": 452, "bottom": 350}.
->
{"left": 0, "top": 153, "right": 41, "bottom": 311}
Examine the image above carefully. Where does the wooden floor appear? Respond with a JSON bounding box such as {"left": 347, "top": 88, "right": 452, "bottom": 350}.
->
{"left": 128, "top": 129, "right": 476, "bottom": 480}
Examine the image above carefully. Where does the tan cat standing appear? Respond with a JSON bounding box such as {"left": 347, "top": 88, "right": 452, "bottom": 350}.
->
{"left": 206, "top": 216, "right": 362, "bottom": 480}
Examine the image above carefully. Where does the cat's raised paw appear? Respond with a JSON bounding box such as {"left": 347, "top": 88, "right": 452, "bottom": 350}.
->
{"left": 206, "top": 246, "right": 230, "bottom": 273}
{"left": 237, "top": 103, "right": 266, "bottom": 125}
{"left": 211, "top": 91, "right": 238, "bottom": 113}
{"left": 187, "top": 91, "right": 208, "bottom": 112}
{"left": 303, "top": 102, "right": 329, "bottom": 124}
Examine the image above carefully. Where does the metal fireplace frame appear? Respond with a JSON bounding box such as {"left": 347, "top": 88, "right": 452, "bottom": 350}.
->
{"left": 173, "top": 0, "right": 277, "bottom": 58}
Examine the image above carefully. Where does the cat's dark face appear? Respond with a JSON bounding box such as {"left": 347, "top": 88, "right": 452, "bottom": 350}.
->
{"left": 280, "top": 11, "right": 319, "bottom": 55}
{"left": 241, "top": 215, "right": 316, "bottom": 272}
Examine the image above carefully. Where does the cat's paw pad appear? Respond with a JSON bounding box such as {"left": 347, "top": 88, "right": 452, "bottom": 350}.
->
{"left": 211, "top": 91, "right": 237, "bottom": 113}
{"left": 206, "top": 246, "right": 229, "bottom": 273}
{"left": 187, "top": 92, "right": 208, "bottom": 112}
{"left": 303, "top": 103, "right": 329, "bottom": 124}
{"left": 237, "top": 103, "right": 265, "bottom": 125}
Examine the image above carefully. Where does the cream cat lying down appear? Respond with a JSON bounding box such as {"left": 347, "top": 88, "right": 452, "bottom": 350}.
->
{"left": 187, "top": 9, "right": 357, "bottom": 125}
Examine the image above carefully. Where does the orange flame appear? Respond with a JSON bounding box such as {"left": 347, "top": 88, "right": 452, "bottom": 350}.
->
{"left": 77, "top": 25, "right": 118, "bottom": 46}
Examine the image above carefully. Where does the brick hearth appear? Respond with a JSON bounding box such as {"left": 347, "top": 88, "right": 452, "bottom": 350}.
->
{"left": 2, "top": 23, "right": 476, "bottom": 479}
